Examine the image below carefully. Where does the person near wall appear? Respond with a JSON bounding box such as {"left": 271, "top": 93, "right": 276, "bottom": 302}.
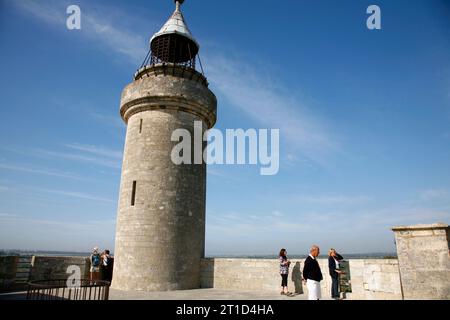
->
{"left": 328, "top": 248, "right": 344, "bottom": 300}
{"left": 279, "top": 248, "right": 292, "bottom": 295}
{"left": 89, "top": 247, "right": 101, "bottom": 282}
{"left": 101, "top": 249, "right": 113, "bottom": 282}
{"left": 302, "top": 245, "right": 323, "bottom": 300}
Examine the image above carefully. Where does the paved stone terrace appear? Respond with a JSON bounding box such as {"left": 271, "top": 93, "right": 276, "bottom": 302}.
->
{"left": 109, "top": 288, "right": 317, "bottom": 300}
{"left": 0, "top": 288, "right": 331, "bottom": 300}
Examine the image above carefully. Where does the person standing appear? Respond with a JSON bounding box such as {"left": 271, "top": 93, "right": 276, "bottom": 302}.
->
{"left": 302, "top": 245, "right": 323, "bottom": 300}
{"left": 89, "top": 247, "right": 101, "bottom": 282}
{"left": 101, "top": 249, "right": 113, "bottom": 282}
{"left": 279, "top": 248, "right": 291, "bottom": 295}
{"left": 328, "top": 248, "right": 344, "bottom": 300}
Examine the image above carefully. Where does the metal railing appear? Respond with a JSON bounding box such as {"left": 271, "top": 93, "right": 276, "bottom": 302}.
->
{"left": 26, "top": 279, "right": 110, "bottom": 300}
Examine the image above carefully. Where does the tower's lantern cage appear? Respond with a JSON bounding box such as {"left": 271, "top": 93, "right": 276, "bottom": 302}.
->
{"left": 140, "top": 0, "right": 202, "bottom": 72}
{"left": 150, "top": 31, "right": 198, "bottom": 69}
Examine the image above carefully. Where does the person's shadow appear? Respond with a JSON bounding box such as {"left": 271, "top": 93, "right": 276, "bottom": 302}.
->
{"left": 291, "top": 262, "right": 304, "bottom": 294}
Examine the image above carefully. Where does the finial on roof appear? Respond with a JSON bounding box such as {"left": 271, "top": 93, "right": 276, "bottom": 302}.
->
{"left": 175, "top": 0, "right": 184, "bottom": 12}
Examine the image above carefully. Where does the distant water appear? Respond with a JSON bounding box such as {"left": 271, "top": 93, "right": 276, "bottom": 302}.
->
{"left": 0, "top": 250, "right": 397, "bottom": 259}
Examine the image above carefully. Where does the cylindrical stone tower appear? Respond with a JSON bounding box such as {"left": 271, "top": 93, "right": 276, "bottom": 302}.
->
{"left": 111, "top": 0, "right": 217, "bottom": 291}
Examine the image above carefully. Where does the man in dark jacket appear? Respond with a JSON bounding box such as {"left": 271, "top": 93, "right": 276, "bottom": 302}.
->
{"left": 302, "top": 245, "right": 323, "bottom": 300}
{"left": 328, "top": 249, "right": 344, "bottom": 299}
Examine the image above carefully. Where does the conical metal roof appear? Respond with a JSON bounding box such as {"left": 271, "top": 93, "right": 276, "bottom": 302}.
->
{"left": 150, "top": 0, "right": 199, "bottom": 49}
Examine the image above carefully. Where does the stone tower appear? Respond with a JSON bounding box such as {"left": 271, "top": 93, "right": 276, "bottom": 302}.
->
{"left": 111, "top": 0, "right": 217, "bottom": 291}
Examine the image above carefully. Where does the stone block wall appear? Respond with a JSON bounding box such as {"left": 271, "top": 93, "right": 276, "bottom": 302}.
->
{"left": 393, "top": 223, "right": 450, "bottom": 299}
{"left": 29, "top": 256, "right": 90, "bottom": 281}
{"left": 201, "top": 258, "right": 309, "bottom": 292}
{"left": 201, "top": 258, "right": 333, "bottom": 298}
{"left": 0, "top": 256, "right": 19, "bottom": 292}
{"left": 200, "top": 258, "right": 402, "bottom": 300}
{"left": 349, "top": 259, "right": 402, "bottom": 299}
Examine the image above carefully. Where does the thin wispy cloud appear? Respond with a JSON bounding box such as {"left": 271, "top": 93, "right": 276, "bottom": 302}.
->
{"left": 2, "top": 143, "right": 122, "bottom": 170}
{"left": 208, "top": 211, "right": 311, "bottom": 235}
{"left": 38, "top": 188, "right": 115, "bottom": 203}
{"left": 82, "top": 13, "right": 147, "bottom": 63}
{"left": 0, "top": 214, "right": 116, "bottom": 251}
{"left": 21, "top": 216, "right": 115, "bottom": 230}
{"left": 12, "top": 0, "right": 341, "bottom": 168}
{"left": 272, "top": 211, "right": 284, "bottom": 217}
{"left": 65, "top": 143, "right": 122, "bottom": 160}
{"left": 207, "top": 168, "right": 228, "bottom": 178}
{"left": 35, "top": 147, "right": 121, "bottom": 169}
{"left": 293, "top": 194, "right": 372, "bottom": 205}
{"left": 209, "top": 208, "right": 356, "bottom": 234}
{"left": 12, "top": 0, "right": 64, "bottom": 25}
{"left": 357, "top": 207, "right": 450, "bottom": 227}
{"left": 207, "top": 168, "right": 242, "bottom": 182}
{"left": 0, "top": 163, "right": 83, "bottom": 180}
{"left": 420, "top": 189, "right": 450, "bottom": 201}
{"left": 0, "top": 213, "right": 19, "bottom": 218}
{"left": 207, "top": 204, "right": 449, "bottom": 255}
{"left": 205, "top": 52, "right": 340, "bottom": 166}
{"left": 89, "top": 112, "right": 125, "bottom": 129}
{"left": 11, "top": 0, "right": 148, "bottom": 64}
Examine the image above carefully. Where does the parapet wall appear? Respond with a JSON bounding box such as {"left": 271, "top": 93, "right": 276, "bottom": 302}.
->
{"left": 1, "top": 255, "right": 402, "bottom": 299}
{"left": 349, "top": 259, "right": 402, "bottom": 299}
{"left": 1, "top": 223, "right": 448, "bottom": 299}
{"left": 0, "top": 256, "right": 19, "bottom": 292}
{"left": 200, "top": 258, "right": 402, "bottom": 300}
{"left": 29, "top": 256, "right": 90, "bottom": 281}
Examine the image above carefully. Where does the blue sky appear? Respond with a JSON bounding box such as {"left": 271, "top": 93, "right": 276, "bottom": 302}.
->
{"left": 0, "top": 0, "right": 449, "bottom": 255}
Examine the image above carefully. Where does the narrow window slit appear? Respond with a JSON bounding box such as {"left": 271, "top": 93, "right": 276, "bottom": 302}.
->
{"left": 139, "top": 119, "right": 143, "bottom": 134}
{"left": 131, "top": 181, "right": 137, "bottom": 206}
